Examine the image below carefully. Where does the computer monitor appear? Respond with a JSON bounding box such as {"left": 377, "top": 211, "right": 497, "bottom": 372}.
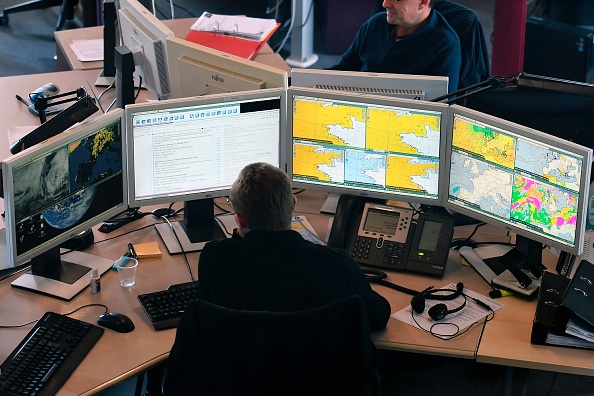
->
{"left": 125, "top": 88, "right": 287, "bottom": 253}
{"left": 166, "top": 36, "right": 288, "bottom": 99}
{"left": 2, "top": 110, "right": 127, "bottom": 300}
{"left": 287, "top": 87, "right": 449, "bottom": 205}
{"left": 444, "top": 105, "right": 592, "bottom": 263}
{"left": 290, "top": 68, "right": 449, "bottom": 101}
{"left": 118, "top": 0, "right": 173, "bottom": 100}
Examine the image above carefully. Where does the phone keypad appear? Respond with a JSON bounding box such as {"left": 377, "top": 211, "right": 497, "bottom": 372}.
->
{"left": 383, "top": 242, "right": 407, "bottom": 269}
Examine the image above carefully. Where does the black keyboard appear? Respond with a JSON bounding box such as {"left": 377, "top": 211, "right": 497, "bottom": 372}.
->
{"left": 138, "top": 281, "right": 200, "bottom": 331}
{"left": 0, "top": 312, "right": 104, "bottom": 396}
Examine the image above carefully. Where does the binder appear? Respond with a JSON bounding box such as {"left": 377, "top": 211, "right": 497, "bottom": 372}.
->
{"left": 185, "top": 20, "right": 280, "bottom": 60}
{"left": 531, "top": 271, "right": 572, "bottom": 345}
{"left": 562, "top": 260, "right": 594, "bottom": 327}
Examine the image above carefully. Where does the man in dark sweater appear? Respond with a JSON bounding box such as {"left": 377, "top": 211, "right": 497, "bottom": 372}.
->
{"left": 194, "top": 162, "right": 390, "bottom": 331}
{"left": 329, "top": 0, "right": 462, "bottom": 93}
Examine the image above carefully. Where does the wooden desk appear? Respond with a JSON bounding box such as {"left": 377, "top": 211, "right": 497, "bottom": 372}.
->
{"left": 55, "top": 18, "right": 290, "bottom": 73}
{"left": 0, "top": 70, "right": 98, "bottom": 162}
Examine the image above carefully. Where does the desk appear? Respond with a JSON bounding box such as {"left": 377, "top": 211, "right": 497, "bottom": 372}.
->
{"left": 0, "top": 70, "right": 98, "bottom": 162}
{"left": 54, "top": 18, "right": 290, "bottom": 73}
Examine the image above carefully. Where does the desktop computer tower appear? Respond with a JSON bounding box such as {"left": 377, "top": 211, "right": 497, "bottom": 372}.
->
{"left": 524, "top": 16, "right": 594, "bottom": 84}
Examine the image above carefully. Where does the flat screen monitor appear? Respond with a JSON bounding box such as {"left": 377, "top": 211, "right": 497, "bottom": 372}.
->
{"left": 287, "top": 87, "right": 449, "bottom": 206}
{"left": 166, "top": 36, "right": 288, "bottom": 99}
{"left": 2, "top": 110, "right": 128, "bottom": 300}
{"left": 118, "top": 0, "right": 173, "bottom": 100}
{"left": 125, "top": 88, "right": 286, "bottom": 253}
{"left": 444, "top": 105, "right": 592, "bottom": 262}
{"left": 290, "top": 68, "right": 449, "bottom": 101}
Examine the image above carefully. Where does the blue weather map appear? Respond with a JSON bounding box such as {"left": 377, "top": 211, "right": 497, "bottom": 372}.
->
{"left": 344, "top": 149, "right": 386, "bottom": 187}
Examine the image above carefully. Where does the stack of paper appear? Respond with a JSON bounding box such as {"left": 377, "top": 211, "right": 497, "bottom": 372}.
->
{"left": 185, "top": 11, "right": 280, "bottom": 60}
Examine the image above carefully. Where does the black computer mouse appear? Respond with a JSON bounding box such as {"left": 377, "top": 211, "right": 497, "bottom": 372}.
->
{"left": 97, "top": 312, "right": 135, "bottom": 333}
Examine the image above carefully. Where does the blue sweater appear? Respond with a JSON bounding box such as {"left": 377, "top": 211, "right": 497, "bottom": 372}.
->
{"left": 329, "top": 10, "right": 462, "bottom": 94}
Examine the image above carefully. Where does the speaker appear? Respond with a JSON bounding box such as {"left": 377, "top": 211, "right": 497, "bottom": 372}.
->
{"left": 524, "top": 16, "right": 594, "bottom": 84}
{"left": 411, "top": 282, "right": 466, "bottom": 321}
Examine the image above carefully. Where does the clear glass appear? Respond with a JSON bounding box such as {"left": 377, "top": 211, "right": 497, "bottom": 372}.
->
{"left": 115, "top": 257, "right": 138, "bottom": 287}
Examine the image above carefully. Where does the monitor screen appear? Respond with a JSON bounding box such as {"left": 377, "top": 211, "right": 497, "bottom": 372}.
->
{"left": 2, "top": 110, "right": 128, "bottom": 300}
{"left": 126, "top": 88, "right": 286, "bottom": 253}
{"left": 444, "top": 105, "right": 592, "bottom": 257}
{"left": 118, "top": 0, "right": 173, "bottom": 100}
{"left": 166, "top": 37, "right": 288, "bottom": 99}
{"left": 287, "top": 87, "right": 449, "bottom": 206}
{"left": 290, "top": 68, "right": 449, "bottom": 101}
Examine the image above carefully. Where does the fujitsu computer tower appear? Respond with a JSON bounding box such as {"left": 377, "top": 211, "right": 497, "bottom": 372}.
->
{"left": 524, "top": 16, "right": 594, "bottom": 84}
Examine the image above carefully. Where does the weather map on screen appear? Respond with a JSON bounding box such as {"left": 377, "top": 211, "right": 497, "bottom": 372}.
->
{"left": 291, "top": 94, "right": 442, "bottom": 200}
{"left": 448, "top": 113, "right": 583, "bottom": 247}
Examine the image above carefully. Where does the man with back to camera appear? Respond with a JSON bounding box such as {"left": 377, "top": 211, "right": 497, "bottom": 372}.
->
{"left": 163, "top": 162, "right": 390, "bottom": 394}
{"left": 329, "top": 0, "right": 462, "bottom": 94}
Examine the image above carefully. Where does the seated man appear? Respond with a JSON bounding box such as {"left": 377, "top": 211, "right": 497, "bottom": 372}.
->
{"left": 193, "top": 162, "right": 390, "bottom": 331}
{"left": 330, "top": 0, "right": 462, "bottom": 93}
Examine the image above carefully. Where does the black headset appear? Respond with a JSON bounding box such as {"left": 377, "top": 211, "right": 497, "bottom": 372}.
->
{"left": 410, "top": 282, "right": 467, "bottom": 321}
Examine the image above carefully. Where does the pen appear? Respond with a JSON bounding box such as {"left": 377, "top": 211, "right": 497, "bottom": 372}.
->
{"left": 15, "top": 94, "right": 30, "bottom": 106}
{"left": 128, "top": 243, "right": 138, "bottom": 260}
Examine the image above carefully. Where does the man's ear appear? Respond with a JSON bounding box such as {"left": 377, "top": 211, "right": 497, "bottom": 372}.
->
{"left": 234, "top": 212, "right": 247, "bottom": 229}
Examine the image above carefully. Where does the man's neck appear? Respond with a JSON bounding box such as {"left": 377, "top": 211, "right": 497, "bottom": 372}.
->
{"left": 394, "top": 9, "right": 432, "bottom": 37}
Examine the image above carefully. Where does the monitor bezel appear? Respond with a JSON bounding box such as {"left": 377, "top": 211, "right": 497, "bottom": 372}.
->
{"left": 118, "top": 0, "right": 174, "bottom": 100}
{"left": 443, "top": 104, "right": 592, "bottom": 256}
{"left": 290, "top": 68, "right": 449, "bottom": 101}
{"left": 286, "top": 87, "right": 450, "bottom": 206}
{"left": 166, "top": 36, "right": 288, "bottom": 99}
{"left": 2, "top": 109, "right": 128, "bottom": 268}
{"left": 125, "top": 87, "right": 288, "bottom": 208}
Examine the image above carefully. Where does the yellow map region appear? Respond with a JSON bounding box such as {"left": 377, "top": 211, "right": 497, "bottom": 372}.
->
{"left": 292, "top": 100, "right": 364, "bottom": 146}
{"left": 293, "top": 144, "right": 342, "bottom": 182}
{"left": 453, "top": 118, "right": 516, "bottom": 169}
{"left": 386, "top": 156, "right": 437, "bottom": 191}
{"left": 366, "top": 108, "right": 439, "bottom": 154}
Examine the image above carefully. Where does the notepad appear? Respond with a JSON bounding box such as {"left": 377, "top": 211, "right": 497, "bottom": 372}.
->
{"left": 133, "top": 242, "right": 162, "bottom": 258}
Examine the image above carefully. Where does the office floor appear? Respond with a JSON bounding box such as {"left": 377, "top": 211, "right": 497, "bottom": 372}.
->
{"left": 0, "top": 1, "right": 593, "bottom": 395}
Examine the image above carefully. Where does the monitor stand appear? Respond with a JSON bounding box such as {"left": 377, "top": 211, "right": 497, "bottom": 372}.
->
{"left": 11, "top": 246, "right": 113, "bottom": 301}
{"left": 154, "top": 198, "right": 227, "bottom": 254}
{"left": 320, "top": 193, "right": 341, "bottom": 215}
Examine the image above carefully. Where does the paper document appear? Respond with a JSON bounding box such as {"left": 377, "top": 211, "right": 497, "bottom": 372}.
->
{"left": 392, "top": 283, "right": 505, "bottom": 338}
{"left": 190, "top": 12, "right": 279, "bottom": 41}
{"left": 69, "top": 39, "right": 103, "bottom": 62}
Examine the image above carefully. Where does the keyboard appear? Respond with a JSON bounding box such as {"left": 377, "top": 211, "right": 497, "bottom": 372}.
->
{"left": 138, "top": 281, "right": 200, "bottom": 331}
{"left": 0, "top": 312, "right": 104, "bottom": 396}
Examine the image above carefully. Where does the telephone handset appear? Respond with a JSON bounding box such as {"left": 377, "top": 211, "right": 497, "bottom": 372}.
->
{"left": 327, "top": 194, "right": 455, "bottom": 277}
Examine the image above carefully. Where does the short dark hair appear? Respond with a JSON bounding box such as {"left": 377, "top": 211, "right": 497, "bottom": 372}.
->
{"left": 229, "top": 163, "right": 293, "bottom": 231}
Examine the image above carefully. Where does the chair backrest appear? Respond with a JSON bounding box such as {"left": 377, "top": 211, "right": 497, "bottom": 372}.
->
{"left": 163, "top": 296, "right": 381, "bottom": 396}
{"left": 433, "top": 0, "right": 491, "bottom": 89}
{"left": 370, "top": 0, "right": 491, "bottom": 90}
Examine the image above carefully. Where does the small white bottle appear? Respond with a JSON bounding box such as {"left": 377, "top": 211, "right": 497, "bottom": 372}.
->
{"left": 90, "top": 268, "right": 101, "bottom": 293}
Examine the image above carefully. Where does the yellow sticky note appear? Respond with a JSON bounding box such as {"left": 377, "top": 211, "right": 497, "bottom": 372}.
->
{"left": 133, "top": 242, "right": 162, "bottom": 258}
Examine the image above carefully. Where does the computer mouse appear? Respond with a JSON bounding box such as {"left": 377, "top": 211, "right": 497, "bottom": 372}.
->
{"left": 97, "top": 312, "right": 135, "bottom": 333}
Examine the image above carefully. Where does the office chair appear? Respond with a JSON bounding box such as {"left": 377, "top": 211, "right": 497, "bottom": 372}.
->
{"left": 371, "top": 0, "right": 491, "bottom": 90}
{"left": 163, "top": 296, "right": 381, "bottom": 396}
{"left": 0, "top": 0, "right": 79, "bottom": 31}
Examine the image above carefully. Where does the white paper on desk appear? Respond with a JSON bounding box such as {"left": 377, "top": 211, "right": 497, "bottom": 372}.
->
{"left": 292, "top": 215, "right": 325, "bottom": 245}
{"left": 392, "top": 283, "right": 505, "bottom": 338}
{"left": 7, "top": 126, "right": 36, "bottom": 146}
{"left": 190, "top": 11, "right": 278, "bottom": 41}
{"left": 70, "top": 39, "right": 104, "bottom": 61}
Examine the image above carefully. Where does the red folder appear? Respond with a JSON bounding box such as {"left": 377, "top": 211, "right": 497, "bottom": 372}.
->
{"left": 185, "top": 23, "right": 280, "bottom": 60}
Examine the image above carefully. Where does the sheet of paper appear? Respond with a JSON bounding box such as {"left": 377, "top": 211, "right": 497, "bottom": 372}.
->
{"left": 392, "top": 283, "right": 505, "bottom": 338}
{"left": 69, "top": 39, "right": 104, "bottom": 62}
{"left": 190, "top": 12, "right": 278, "bottom": 41}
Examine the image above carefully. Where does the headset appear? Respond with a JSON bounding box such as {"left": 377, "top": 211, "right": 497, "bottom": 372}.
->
{"left": 410, "top": 282, "right": 467, "bottom": 320}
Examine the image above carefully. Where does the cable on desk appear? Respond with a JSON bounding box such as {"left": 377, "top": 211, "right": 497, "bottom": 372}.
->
{"left": 0, "top": 304, "right": 109, "bottom": 328}
{"left": 96, "top": 81, "right": 115, "bottom": 109}
{"left": 161, "top": 215, "right": 196, "bottom": 282}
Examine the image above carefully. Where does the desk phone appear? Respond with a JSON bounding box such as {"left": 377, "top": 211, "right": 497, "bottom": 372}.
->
{"left": 328, "top": 195, "right": 455, "bottom": 277}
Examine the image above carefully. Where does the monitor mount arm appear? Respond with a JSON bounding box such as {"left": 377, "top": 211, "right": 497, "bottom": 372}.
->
{"left": 431, "top": 74, "right": 520, "bottom": 105}
{"left": 33, "top": 87, "right": 92, "bottom": 124}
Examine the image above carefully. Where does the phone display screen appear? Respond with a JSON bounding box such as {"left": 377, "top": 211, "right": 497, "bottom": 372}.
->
{"left": 417, "top": 220, "right": 442, "bottom": 251}
{"left": 362, "top": 208, "right": 400, "bottom": 235}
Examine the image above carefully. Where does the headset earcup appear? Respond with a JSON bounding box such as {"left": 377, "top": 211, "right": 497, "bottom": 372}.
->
{"left": 410, "top": 294, "right": 425, "bottom": 314}
{"left": 428, "top": 303, "right": 448, "bottom": 320}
